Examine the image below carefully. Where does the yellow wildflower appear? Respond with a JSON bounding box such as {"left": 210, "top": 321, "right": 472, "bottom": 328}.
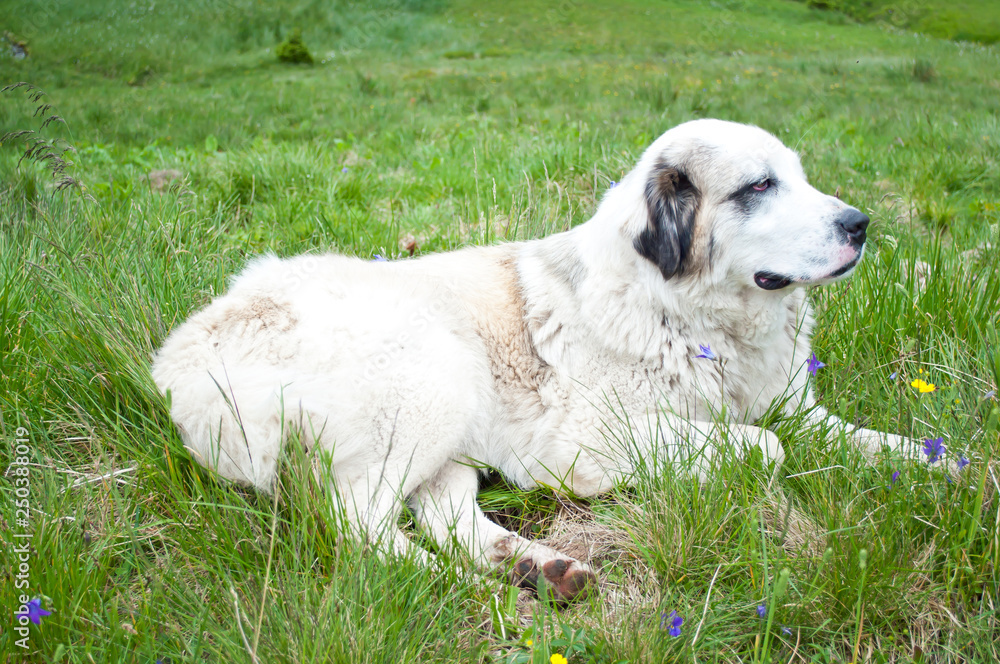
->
{"left": 910, "top": 378, "right": 936, "bottom": 393}
{"left": 550, "top": 655, "right": 568, "bottom": 664}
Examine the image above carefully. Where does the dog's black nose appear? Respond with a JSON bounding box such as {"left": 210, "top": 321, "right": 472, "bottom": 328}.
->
{"left": 837, "top": 208, "right": 869, "bottom": 246}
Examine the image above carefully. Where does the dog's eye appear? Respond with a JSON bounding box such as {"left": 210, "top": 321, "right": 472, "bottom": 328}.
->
{"left": 752, "top": 179, "right": 771, "bottom": 192}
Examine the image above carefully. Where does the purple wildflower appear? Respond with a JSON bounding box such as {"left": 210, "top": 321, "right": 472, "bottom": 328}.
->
{"left": 781, "top": 626, "right": 792, "bottom": 636}
{"left": 957, "top": 456, "right": 970, "bottom": 470}
{"left": 661, "top": 610, "right": 683, "bottom": 637}
{"left": 669, "top": 613, "right": 683, "bottom": 637}
{"left": 17, "top": 598, "right": 51, "bottom": 625}
{"left": 371, "top": 255, "right": 388, "bottom": 262}
{"left": 609, "top": 181, "right": 618, "bottom": 188}
{"left": 891, "top": 470, "right": 900, "bottom": 485}
{"left": 757, "top": 604, "right": 767, "bottom": 618}
{"left": 922, "top": 437, "right": 945, "bottom": 464}
{"left": 341, "top": 167, "right": 349, "bottom": 173}
{"left": 889, "top": 372, "right": 897, "bottom": 380}
{"left": 695, "top": 344, "right": 716, "bottom": 360}
{"left": 806, "top": 353, "right": 825, "bottom": 376}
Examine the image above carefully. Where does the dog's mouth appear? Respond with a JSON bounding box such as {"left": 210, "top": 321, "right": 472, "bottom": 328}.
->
{"left": 755, "top": 247, "right": 863, "bottom": 291}
{"left": 753, "top": 271, "right": 792, "bottom": 290}
{"left": 827, "top": 253, "right": 861, "bottom": 278}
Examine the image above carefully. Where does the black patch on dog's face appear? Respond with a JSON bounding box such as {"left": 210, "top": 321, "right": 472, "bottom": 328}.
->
{"left": 634, "top": 161, "right": 700, "bottom": 280}
{"left": 727, "top": 175, "right": 777, "bottom": 218}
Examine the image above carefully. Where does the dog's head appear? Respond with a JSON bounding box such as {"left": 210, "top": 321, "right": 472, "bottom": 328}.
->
{"left": 619, "top": 119, "right": 867, "bottom": 291}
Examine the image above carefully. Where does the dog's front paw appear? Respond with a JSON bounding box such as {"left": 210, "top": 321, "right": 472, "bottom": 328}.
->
{"left": 926, "top": 455, "right": 969, "bottom": 480}
{"left": 852, "top": 430, "right": 973, "bottom": 479}
{"left": 850, "top": 428, "right": 922, "bottom": 461}
{"left": 510, "top": 557, "right": 597, "bottom": 603}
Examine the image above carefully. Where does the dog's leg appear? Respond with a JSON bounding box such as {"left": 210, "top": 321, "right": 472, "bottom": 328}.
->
{"left": 725, "top": 422, "right": 787, "bottom": 469}
{"left": 516, "top": 415, "right": 787, "bottom": 493}
{"left": 329, "top": 464, "right": 430, "bottom": 562}
{"left": 412, "top": 461, "right": 597, "bottom": 602}
{"left": 803, "top": 406, "right": 920, "bottom": 459}
{"left": 642, "top": 416, "right": 787, "bottom": 483}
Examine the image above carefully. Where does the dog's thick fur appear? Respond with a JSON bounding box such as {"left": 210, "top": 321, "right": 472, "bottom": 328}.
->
{"left": 153, "top": 120, "right": 909, "bottom": 600}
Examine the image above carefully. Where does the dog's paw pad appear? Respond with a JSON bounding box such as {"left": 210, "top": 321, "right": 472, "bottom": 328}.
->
{"left": 510, "top": 557, "right": 597, "bottom": 602}
{"left": 510, "top": 558, "right": 540, "bottom": 590}
{"left": 541, "top": 559, "right": 597, "bottom": 602}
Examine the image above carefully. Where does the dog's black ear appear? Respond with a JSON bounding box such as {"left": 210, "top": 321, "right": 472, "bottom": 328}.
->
{"left": 634, "top": 161, "right": 700, "bottom": 280}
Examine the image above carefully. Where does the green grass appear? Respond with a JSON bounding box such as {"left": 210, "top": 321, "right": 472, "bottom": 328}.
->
{"left": 1, "top": 1, "right": 999, "bottom": 662}
{"left": 799, "top": 0, "right": 1000, "bottom": 44}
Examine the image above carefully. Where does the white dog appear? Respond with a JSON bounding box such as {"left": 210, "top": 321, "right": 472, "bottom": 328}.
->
{"left": 153, "top": 119, "right": 909, "bottom": 601}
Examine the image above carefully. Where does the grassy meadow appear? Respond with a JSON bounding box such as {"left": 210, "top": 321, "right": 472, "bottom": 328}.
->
{"left": 2, "top": 0, "right": 999, "bottom": 662}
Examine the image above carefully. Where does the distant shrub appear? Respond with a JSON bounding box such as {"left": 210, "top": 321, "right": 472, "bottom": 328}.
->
{"left": 803, "top": 0, "right": 872, "bottom": 17}
{"left": 127, "top": 66, "right": 155, "bottom": 87}
{"left": 356, "top": 72, "right": 379, "bottom": 96}
{"left": 800, "top": 0, "right": 1000, "bottom": 45}
{"left": 912, "top": 58, "right": 935, "bottom": 83}
{"left": 3, "top": 31, "right": 29, "bottom": 59}
{"left": 277, "top": 29, "right": 313, "bottom": 65}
